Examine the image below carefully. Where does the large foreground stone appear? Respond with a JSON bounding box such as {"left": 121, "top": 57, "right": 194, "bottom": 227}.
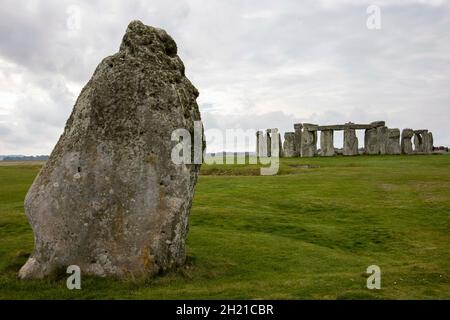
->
{"left": 19, "top": 21, "right": 202, "bottom": 279}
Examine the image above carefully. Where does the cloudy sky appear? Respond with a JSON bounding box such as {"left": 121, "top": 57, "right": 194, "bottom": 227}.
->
{"left": 0, "top": 0, "right": 449, "bottom": 154}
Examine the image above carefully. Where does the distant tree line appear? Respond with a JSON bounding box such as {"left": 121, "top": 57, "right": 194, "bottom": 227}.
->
{"left": 1, "top": 155, "right": 49, "bottom": 161}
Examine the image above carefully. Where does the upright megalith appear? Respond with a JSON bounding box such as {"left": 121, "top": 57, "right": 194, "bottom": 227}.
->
{"left": 387, "top": 129, "right": 401, "bottom": 155}
{"left": 423, "top": 132, "right": 434, "bottom": 154}
{"left": 266, "top": 129, "right": 272, "bottom": 157}
{"left": 377, "top": 126, "right": 389, "bottom": 155}
{"left": 414, "top": 130, "right": 427, "bottom": 153}
{"left": 283, "top": 132, "right": 296, "bottom": 157}
{"left": 365, "top": 121, "right": 386, "bottom": 155}
{"left": 294, "top": 123, "right": 303, "bottom": 157}
{"left": 301, "top": 124, "right": 318, "bottom": 157}
{"left": 256, "top": 131, "right": 263, "bottom": 157}
{"left": 19, "top": 21, "right": 202, "bottom": 279}
{"left": 401, "top": 129, "right": 414, "bottom": 154}
{"left": 320, "top": 130, "right": 335, "bottom": 157}
{"left": 343, "top": 127, "right": 358, "bottom": 156}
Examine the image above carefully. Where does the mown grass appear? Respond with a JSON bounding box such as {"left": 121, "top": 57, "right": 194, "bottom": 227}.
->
{"left": 0, "top": 155, "right": 449, "bottom": 299}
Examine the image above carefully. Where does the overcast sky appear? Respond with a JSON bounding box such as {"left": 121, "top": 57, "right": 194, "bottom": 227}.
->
{"left": 0, "top": 0, "right": 449, "bottom": 154}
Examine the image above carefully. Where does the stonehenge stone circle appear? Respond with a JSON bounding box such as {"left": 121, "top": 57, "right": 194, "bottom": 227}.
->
{"left": 387, "top": 129, "right": 401, "bottom": 155}
{"left": 19, "top": 21, "right": 202, "bottom": 279}
{"left": 258, "top": 122, "right": 435, "bottom": 158}
{"left": 401, "top": 129, "right": 414, "bottom": 154}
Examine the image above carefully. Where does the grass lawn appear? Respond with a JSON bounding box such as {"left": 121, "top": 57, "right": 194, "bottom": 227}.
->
{"left": 0, "top": 155, "right": 449, "bottom": 299}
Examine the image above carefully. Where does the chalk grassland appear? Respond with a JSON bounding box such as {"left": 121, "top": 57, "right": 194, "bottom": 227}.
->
{"left": 0, "top": 155, "right": 448, "bottom": 299}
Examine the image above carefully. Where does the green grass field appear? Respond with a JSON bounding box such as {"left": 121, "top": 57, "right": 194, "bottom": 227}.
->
{"left": 0, "top": 155, "right": 449, "bottom": 299}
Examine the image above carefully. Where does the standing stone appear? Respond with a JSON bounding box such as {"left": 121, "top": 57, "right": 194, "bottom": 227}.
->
{"left": 256, "top": 131, "right": 262, "bottom": 157}
{"left": 365, "top": 128, "right": 379, "bottom": 155}
{"left": 377, "top": 126, "right": 389, "bottom": 155}
{"left": 283, "top": 132, "right": 296, "bottom": 157}
{"left": 343, "top": 128, "right": 358, "bottom": 156}
{"left": 257, "top": 130, "right": 268, "bottom": 157}
{"left": 414, "top": 131, "right": 424, "bottom": 153}
{"left": 266, "top": 129, "right": 272, "bottom": 157}
{"left": 386, "top": 128, "right": 401, "bottom": 155}
{"left": 365, "top": 121, "right": 386, "bottom": 155}
{"left": 423, "top": 132, "right": 434, "bottom": 154}
{"left": 320, "top": 130, "right": 335, "bottom": 157}
{"left": 401, "top": 129, "right": 414, "bottom": 154}
{"left": 301, "top": 124, "right": 318, "bottom": 157}
{"left": 294, "top": 123, "right": 303, "bottom": 157}
{"left": 19, "top": 21, "right": 202, "bottom": 279}
{"left": 277, "top": 131, "right": 283, "bottom": 157}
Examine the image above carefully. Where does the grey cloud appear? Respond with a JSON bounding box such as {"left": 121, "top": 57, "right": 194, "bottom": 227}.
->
{"left": 0, "top": 0, "right": 449, "bottom": 154}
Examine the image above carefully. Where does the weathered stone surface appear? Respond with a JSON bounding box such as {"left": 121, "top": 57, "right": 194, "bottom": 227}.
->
{"left": 386, "top": 129, "right": 401, "bottom": 155}
{"left": 423, "top": 132, "right": 434, "bottom": 153}
{"left": 19, "top": 21, "right": 202, "bottom": 279}
{"left": 293, "top": 123, "right": 302, "bottom": 157}
{"left": 401, "top": 129, "right": 414, "bottom": 154}
{"left": 320, "top": 130, "right": 335, "bottom": 157}
{"left": 301, "top": 127, "right": 317, "bottom": 157}
{"left": 414, "top": 132, "right": 425, "bottom": 153}
{"left": 364, "top": 127, "right": 378, "bottom": 155}
{"left": 266, "top": 129, "right": 272, "bottom": 157}
{"left": 277, "top": 131, "right": 283, "bottom": 157}
{"left": 377, "top": 126, "right": 388, "bottom": 155}
{"left": 364, "top": 125, "right": 388, "bottom": 155}
{"left": 283, "top": 132, "right": 296, "bottom": 157}
{"left": 256, "top": 130, "right": 262, "bottom": 157}
{"left": 257, "top": 130, "right": 268, "bottom": 157}
{"left": 343, "top": 128, "right": 358, "bottom": 156}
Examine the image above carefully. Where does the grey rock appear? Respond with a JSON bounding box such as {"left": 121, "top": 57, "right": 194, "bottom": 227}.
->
{"left": 423, "top": 132, "right": 434, "bottom": 153}
{"left": 293, "top": 123, "right": 302, "bottom": 157}
{"left": 377, "top": 126, "right": 388, "bottom": 155}
{"left": 386, "top": 129, "right": 401, "bottom": 155}
{"left": 320, "top": 130, "right": 335, "bottom": 157}
{"left": 364, "top": 127, "right": 378, "bottom": 155}
{"left": 19, "top": 21, "right": 202, "bottom": 279}
{"left": 265, "top": 129, "right": 272, "bottom": 157}
{"left": 283, "top": 132, "right": 296, "bottom": 157}
{"left": 301, "top": 127, "right": 317, "bottom": 157}
{"left": 401, "top": 129, "right": 414, "bottom": 154}
{"left": 343, "top": 128, "right": 358, "bottom": 156}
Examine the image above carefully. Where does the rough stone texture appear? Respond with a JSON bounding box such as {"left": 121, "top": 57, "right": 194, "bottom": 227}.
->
{"left": 377, "top": 126, "right": 388, "bottom": 155}
{"left": 365, "top": 123, "right": 388, "bottom": 155}
{"left": 364, "top": 127, "right": 378, "bottom": 155}
{"left": 283, "top": 132, "right": 296, "bottom": 157}
{"left": 256, "top": 131, "right": 262, "bottom": 157}
{"left": 343, "top": 128, "right": 358, "bottom": 156}
{"left": 301, "top": 125, "right": 317, "bottom": 157}
{"left": 293, "top": 123, "right": 302, "bottom": 157}
{"left": 320, "top": 130, "right": 335, "bottom": 157}
{"left": 266, "top": 129, "right": 272, "bottom": 157}
{"left": 277, "top": 131, "right": 283, "bottom": 157}
{"left": 423, "top": 132, "right": 434, "bottom": 153}
{"left": 401, "top": 129, "right": 414, "bottom": 154}
{"left": 19, "top": 21, "right": 202, "bottom": 279}
{"left": 413, "top": 131, "right": 425, "bottom": 153}
{"left": 386, "top": 128, "right": 401, "bottom": 155}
